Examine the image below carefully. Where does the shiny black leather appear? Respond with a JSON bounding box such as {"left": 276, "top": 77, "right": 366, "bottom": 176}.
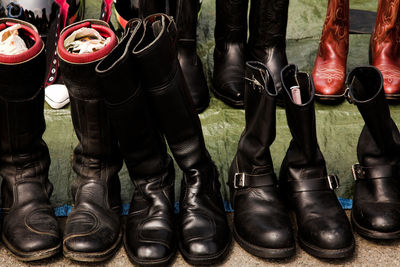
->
{"left": 213, "top": 0, "right": 248, "bottom": 107}
{"left": 175, "top": 0, "right": 210, "bottom": 113}
{"left": 95, "top": 19, "right": 176, "bottom": 266}
{"left": 133, "top": 14, "right": 231, "bottom": 265}
{"left": 279, "top": 64, "right": 354, "bottom": 259}
{"left": 58, "top": 21, "right": 123, "bottom": 262}
{"left": 0, "top": 33, "right": 61, "bottom": 261}
{"left": 228, "top": 62, "right": 295, "bottom": 259}
{"left": 347, "top": 66, "right": 400, "bottom": 239}
{"left": 248, "top": 0, "right": 288, "bottom": 101}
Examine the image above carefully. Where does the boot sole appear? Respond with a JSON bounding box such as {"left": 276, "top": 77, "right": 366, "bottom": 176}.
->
{"left": 63, "top": 230, "right": 122, "bottom": 262}
{"left": 178, "top": 232, "right": 232, "bottom": 265}
{"left": 351, "top": 212, "right": 400, "bottom": 239}
{"left": 2, "top": 233, "right": 61, "bottom": 262}
{"left": 315, "top": 93, "right": 345, "bottom": 103}
{"left": 298, "top": 236, "right": 355, "bottom": 259}
{"left": 123, "top": 232, "right": 176, "bottom": 267}
{"left": 211, "top": 84, "right": 244, "bottom": 108}
{"left": 233, "top": 225, "right": 295, "bottom": 259}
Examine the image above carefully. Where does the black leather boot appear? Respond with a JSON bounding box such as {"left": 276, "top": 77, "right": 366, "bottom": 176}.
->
{"left": 213, "top": 0, "right": 248, "bottom": 108}
{"left": 95, "top": 19, "right": 177, "bottom": 266}
{"left": 57, "top": 20, "right": 123, "bottom": 262}
{"left": 133, "top": 14, "right": 231, "bottom": 265}
{"left": 279, "top": 64, "right": 354, "bottom": 259}
{"left": 0, "top": 18, "right": 61, "bottom": 261}
{"left": 228, "top": 62, "right": 295, "bottom": 259}
{"left": 174, "top": 0, "right": 210, "bottom": 113}
{"left": 248, "top": 0, "right": 289, "bottom": 102}
{"left": 347, "top": 66, "right": 400, "bottom": 239}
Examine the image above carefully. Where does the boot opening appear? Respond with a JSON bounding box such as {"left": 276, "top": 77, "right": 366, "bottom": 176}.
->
{"left": 349, "top": 67, "right": 382, "bottom": 102}
{"left": 282, "top": 65, "right": 313, "bottom": 105}
{"left": 134, "top": 15, "right": 166, "bottom": 52}
{"left": 0, "top": 19, "right": 43, "bottom": 64}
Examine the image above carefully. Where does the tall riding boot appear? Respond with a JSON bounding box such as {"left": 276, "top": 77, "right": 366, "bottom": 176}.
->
{"left": 248, "top": 0, "right": 289, "bottom": 100}
{"left": 114, "top": 0, "right": 167, "bottom": 28}
{"left": 312, "top": 0, "right": 349, "bottom": 101}
{"left": 175, "top": 0, "right": 210, "bottom": 113}
{"left": 280, "top": 64, "right": 354, "bottom": 259}
{"left": 0, "top": 18, "right": 61, "bottom": 261}
{"left": 57, "top": 20, "right": 123, "bottom": 262}
{"left": 95, "top": 19, "right": 176, "bottom": 266}
{"left": 370, "top": 0, "right": 400, "bottom": 99}
{"left": 133, "top": 14, "right": 231, "bottom": 265}
{"left": 347, "top": 66, "right": 400, "bottom": 239}
{"left": 228, "top": 62, "right": 295, "bottom": 259}
{"left": 213, "top": 0, "right": 248, "bottom": 107}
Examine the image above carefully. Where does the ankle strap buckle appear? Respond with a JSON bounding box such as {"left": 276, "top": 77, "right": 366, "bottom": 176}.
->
{"left": 351, "top": 164, "right": 359, "bottom": 181}
{"left": 234, "top": 173, "right": 246, "bottom": 189}
{"left": 327, "top": 174, "right": 340, "bottom": 190}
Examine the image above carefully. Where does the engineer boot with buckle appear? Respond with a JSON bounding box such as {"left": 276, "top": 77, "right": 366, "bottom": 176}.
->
{"left": 347, "top": 66, "right": 400, "bottom": 239}
{"left": 228, "top": 62, "right": 295, "bottom": 259}
{"left": 279, "top": 64, "right": 354, "bottom": 259}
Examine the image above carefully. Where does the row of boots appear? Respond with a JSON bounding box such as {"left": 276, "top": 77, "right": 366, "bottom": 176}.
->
{"left": 230, "top": 61, "right": 400, "bottom": 259}
{"left": 0, "top": 15, "right": 231, "bottom": 265}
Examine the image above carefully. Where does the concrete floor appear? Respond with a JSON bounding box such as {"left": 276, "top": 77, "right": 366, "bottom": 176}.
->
{"left": 0, "top": 212, "right": 399, "bottom": 266}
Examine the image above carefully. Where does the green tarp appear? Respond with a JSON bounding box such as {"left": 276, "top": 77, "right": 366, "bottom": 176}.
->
{"left": 43, "top": 0, "right": 387, "bottom": 208}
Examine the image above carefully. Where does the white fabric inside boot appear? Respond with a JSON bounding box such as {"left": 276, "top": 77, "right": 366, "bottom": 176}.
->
{"left": 64, "top": 27, "right": 110, "bottom": 54}
{"left": 0, "top": 24, "right": 28, "bottom": 55}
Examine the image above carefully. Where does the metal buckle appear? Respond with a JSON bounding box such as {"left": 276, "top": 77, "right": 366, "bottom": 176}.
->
{"left": 344, "top": 87, "right": 354, "bottom": 104}
{"left": 351, "top": 164, "right": 362, "bottom": 181}
{"left": 234, "top": 173, "right": 246, "bottom": 189}
{"left": 327, "top": 174, "right": 340, "bottom": 190}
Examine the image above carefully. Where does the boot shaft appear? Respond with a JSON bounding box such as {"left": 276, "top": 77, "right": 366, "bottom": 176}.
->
{"left": 248, "top": 0, "right": 289, "bottom": 48}
{"left": 215, "top": 0, "right": 248, "bottom": 44}
{"left": 371, "top": 0, "right": 400, "bottom": 58}
{"left": 57, "top": 19, "right": 122, "bottom": 178}
{"left": 347, "top": 66, "right": 400, "bottom": 166}
{"left": 236, "top": 62, "right": 277, "bottom": 171}
{"left": 96, "top": 19, "right": 170, "bottom": 177}
{"left": 174, "top": 0, "right": 200, "bottom": 40}
{"left": 318, "top": 0, "right": 349, "bottom": 59}
{"left": 133, "top": 14, "right": 209, "bottom": 171}
{"left": 280, "top": 64, "right": 326, "bottom": 171}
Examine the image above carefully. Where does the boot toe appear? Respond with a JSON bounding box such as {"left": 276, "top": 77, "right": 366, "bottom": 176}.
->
{"left": 214, "top": 81, "right": 244, "bottom": 107}
{"left": 301, "top": 218, "right": 354, "bottom": 250}
{"left": 354, "top": 203, "right": 400, "bottom": 233}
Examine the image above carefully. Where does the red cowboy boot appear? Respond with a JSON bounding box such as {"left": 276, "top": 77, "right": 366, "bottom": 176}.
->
{"left": 312, "top": 0, "right": 349, "bottom": 101}
{"left": 370, "top": 0, "right": 400, "bottom": 99}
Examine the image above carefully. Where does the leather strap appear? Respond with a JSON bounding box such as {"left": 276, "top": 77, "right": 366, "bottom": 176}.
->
{"left": 286, "top": 175, "right": 340, "bottom": 193}
{"left": 352, "top": 164, "right": 399, "bottom": 180}
{"left": 233, "top": 172, "right": 277, "bottom": 189}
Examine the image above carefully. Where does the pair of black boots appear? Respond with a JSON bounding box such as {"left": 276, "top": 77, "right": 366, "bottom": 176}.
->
{"left": 57, "top": 16, "right": 231, "bottom": 265}
{"left": 229, "top": 62, "right": 354, "bottom": 259}
{"left": 230, "top": 63, "right": 400, "bottom": 259}
{"left": 213, "top": 0, "right": 289, "bottom": 107}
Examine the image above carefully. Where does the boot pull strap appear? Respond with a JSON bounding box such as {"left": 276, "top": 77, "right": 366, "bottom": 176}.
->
{"left": 232, "top": 172, "right": 277, "bottom": 189}
{"left": 285, "top": 175, "right": 340, "bottom": 193}
{"left": 352, "top": 164, "right": 399, "bottom": 180}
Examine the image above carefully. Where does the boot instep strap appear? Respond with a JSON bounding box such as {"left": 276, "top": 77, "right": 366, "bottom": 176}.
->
{"left": 286, "top": 175, "right": 339, "bottom": 192}
{"left": 352, "top": 164, "right": 399, "bottom": 180}
{"left": 233, "top": 172, "right": 277, "bottom": 189}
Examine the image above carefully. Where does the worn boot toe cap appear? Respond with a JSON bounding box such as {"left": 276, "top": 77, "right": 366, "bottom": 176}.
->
{"left": 353, "top": 203, "right": 400, "bottom": 233}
